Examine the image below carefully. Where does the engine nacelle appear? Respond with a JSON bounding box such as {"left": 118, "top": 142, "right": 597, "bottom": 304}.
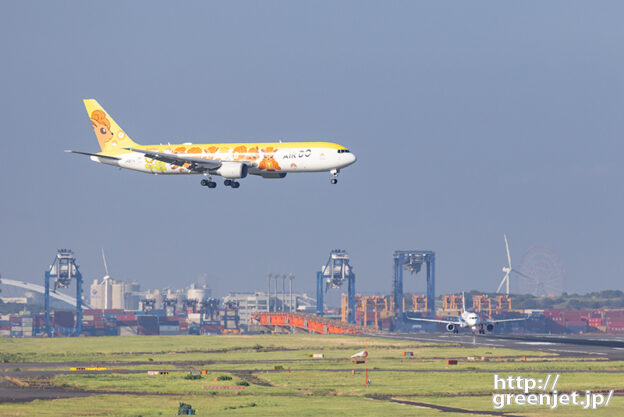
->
{"left": 486, "top": 323, "right": 494, "bottom": 332}
{"left": 446, "top": 323, "right": 456, "bottom": 332}
{"left": 214, "top": 162, "right": 248, "bottom": 179}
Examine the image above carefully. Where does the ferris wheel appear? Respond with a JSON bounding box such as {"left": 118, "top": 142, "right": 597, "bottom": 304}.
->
{"left": 515, "top": 245, "right": 566, "bottom": 296}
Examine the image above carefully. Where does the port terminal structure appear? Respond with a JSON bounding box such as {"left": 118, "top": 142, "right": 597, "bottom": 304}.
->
{"left": 44, "top": 249, "right": 84, "bottom": 337}
{"left": 251, "top": 312, "right": 369, "bottom": 334}
{"left": 316, "top": 250, "right": 356, "bottom": 324}
{"left": 393, "top": 250, "right": 435, "bottom": 319}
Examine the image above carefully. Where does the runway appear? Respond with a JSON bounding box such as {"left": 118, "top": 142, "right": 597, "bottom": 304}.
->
{"left": 373, "top": 332, "right": 624, "bottom": 360}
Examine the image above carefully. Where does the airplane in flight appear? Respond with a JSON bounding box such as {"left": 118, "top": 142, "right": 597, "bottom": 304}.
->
{"left": 408, "top": 293, "right": 527, "bottom": 334}
{"left": 67, "top": 99, "right": 357, "bottom": 189}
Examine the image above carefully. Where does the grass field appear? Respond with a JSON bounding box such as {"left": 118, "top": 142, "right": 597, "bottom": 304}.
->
{"left": 0, "top": 334, "right": 621, "bottom": 416}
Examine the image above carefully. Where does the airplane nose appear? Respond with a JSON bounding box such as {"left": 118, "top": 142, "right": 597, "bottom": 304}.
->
{"left": 346, "top": 153, "right": 356, "bottom": 165}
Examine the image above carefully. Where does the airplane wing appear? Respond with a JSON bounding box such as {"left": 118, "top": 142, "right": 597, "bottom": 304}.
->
{"left": 406, "top": 317, "right": 461, "bottom": 325}
{"left": 125, "top": 147, "right": 222, "bottom": 172}
{"left": 486, "top": 317, "right": 528, "bottom": 324}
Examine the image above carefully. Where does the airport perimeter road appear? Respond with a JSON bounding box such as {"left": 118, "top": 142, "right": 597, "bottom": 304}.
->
{"left": 374, "top": 332, "right": 624, "bottom": 360}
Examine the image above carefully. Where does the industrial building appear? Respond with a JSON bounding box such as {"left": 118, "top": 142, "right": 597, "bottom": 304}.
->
{"left": 90, "top": 278, "right": 141, "bottom": 310}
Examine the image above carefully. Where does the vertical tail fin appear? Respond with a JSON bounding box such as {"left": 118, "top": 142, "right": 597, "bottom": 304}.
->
{"left": 84, "top": 99, "right": 139, "bottom": 155}
{"left": 461, "top": 292, "right": 466, "bottom": 313}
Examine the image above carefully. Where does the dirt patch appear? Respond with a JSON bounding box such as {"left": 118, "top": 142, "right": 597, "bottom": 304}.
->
{"left": 366, "top": 394, "right": 525, "bottom": 416}
{"left": 0, "top": 376, "right": 182, "bottom": 404}
{"left": 230, "top": 371, "right": 274, "bottom": 387}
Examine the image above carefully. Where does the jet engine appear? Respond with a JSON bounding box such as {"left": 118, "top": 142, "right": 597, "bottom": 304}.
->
{"left": 446, "top": 323, "right": 456, "bottom": 332}
{"left": 214, "top": 162, "right": 248, "bottom": 179}
{"left": 486, "top": 323, "right": 494, "bottom": 332}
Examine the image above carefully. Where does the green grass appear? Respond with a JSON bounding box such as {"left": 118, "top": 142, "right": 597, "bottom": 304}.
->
{"left": 0, "top": 394, "right": 476, "bottom": 417}
{"left": 0, "top": 334, "right": 622, "bottom": 416}
{"left": 52, "top": 371, "right": 293, "bottom": 395}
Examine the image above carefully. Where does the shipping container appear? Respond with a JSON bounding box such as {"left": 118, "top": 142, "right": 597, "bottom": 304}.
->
{"left": 54, "top": 311, "right": 75, "bottom": 328}
{"left": 119, "top": 326, "right": 138, "bottom": 336}
{"left": 138, "top": 316, "right": 159, "bottom": 335}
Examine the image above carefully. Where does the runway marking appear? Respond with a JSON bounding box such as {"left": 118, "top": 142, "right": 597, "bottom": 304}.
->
{"left": 516, "top": 342, "right": 555, "bottom": 345}
{"left": 547, "top": 348, "right": 607, "bottom": 355}
{"left": 474, "top": 343, "right": 505, "bottom": 347}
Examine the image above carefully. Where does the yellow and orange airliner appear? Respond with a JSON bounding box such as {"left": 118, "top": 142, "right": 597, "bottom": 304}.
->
{"left": 68, "top": 99, "right": 356, "bottom": 188}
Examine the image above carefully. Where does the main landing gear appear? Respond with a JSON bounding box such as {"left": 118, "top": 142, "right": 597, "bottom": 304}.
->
{"left": 200, "top": 178, "right": 217, "bottom": 188}
{"left": 224, "top": 179, "right": 240, "bottom": 188}
{"left": 200, "top": 177, "right": 241, "bottom": 189}
{"left": 330, "top": 169, "right": 339, "bottom": 184}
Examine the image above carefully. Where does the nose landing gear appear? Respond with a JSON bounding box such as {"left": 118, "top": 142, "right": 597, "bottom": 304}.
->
{"left": 330, "top": 169, "right": 340, "bottom": 184}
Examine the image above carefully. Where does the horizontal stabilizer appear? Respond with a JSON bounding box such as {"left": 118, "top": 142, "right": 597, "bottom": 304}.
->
{"left": 65, "top": 150, "right": 120, "bottom": 160}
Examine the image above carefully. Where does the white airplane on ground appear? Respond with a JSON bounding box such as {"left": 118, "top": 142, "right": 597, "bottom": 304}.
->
{"left": 408, "top": 293, "right": 527, "bottom": 334}
{"left": 67, "top": 99, "right": 357, "bottom": 188}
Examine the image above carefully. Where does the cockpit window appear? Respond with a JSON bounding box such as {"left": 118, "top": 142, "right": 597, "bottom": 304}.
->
{"left": 337, "top": 149, "right": 350, "bottom": 153}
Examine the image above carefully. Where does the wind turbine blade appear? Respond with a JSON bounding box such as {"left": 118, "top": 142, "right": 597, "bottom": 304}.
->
{"left": 512, "top": 269, "right": 535, "bottom": 281}
{"left": 101, "top": 248, "right": 110, "bottom": 277}
{"left": 496, "top": 274, "right": 508, "bottom": 293}
{"left": 504, "top": 234, "right": 512, "bottom": 268}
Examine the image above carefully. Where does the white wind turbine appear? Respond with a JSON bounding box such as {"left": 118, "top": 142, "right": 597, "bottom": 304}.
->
{"left": 101, "top": 248, "right": 111, "bottom": 280}
{"left": 497, "top": 235, "right": 534, "bottom": 295}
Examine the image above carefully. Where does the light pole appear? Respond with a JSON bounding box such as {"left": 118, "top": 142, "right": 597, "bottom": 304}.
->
{"left": 281, "top": 274, "right": 287, "bottom": 312}
{"left": 288, "top": 274, "right": 295, "bottom": 313}
{"left": 267, "top": 273, "right": 272, "bottom": 312}
{"left": 273, "top": 275, "right": 280, "bottom": 312}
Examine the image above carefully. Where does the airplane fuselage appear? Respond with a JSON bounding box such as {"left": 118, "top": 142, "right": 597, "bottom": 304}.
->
{"left": 458, "top": 311, "right": 481, "bottom": 329}
{"left": 72, "top": 100, "right": 357, "bottom": 188}
{"left": 90, "top": 142, "right": 356, "bottom": 176}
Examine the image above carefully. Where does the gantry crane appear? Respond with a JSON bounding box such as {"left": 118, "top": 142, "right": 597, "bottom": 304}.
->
{"left": 316, "top": 249, "right": 356, "bottom": 324}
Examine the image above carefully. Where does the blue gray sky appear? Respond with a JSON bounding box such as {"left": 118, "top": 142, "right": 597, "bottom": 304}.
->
{"left": 1, "top": 2, "right": 623, "bottom": 300}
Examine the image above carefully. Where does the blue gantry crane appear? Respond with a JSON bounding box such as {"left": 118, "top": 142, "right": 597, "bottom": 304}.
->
{"left": 393, "top": 250, "right": 435, "bottom": 319}
{"left": 44, "top": 249, "right": 84, "bottom": 337}
{"left": 316, "top": 249, "right": 356, "bottom": 323}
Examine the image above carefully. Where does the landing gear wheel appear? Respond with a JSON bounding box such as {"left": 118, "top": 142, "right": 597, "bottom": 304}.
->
{"left": 200, "top": 179, "right": 209, "bottom": 186}
{"left": 330, "top": 178, "right": 338, "bottom": 185}
{"left": 224, "top": 179, "right": 232, "bottom": 187}
{"left": 207, "top": 182, "right": 217, "bottom": 188}
{"left": 231, "top": 181, "right": 240, "bottom": 189}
